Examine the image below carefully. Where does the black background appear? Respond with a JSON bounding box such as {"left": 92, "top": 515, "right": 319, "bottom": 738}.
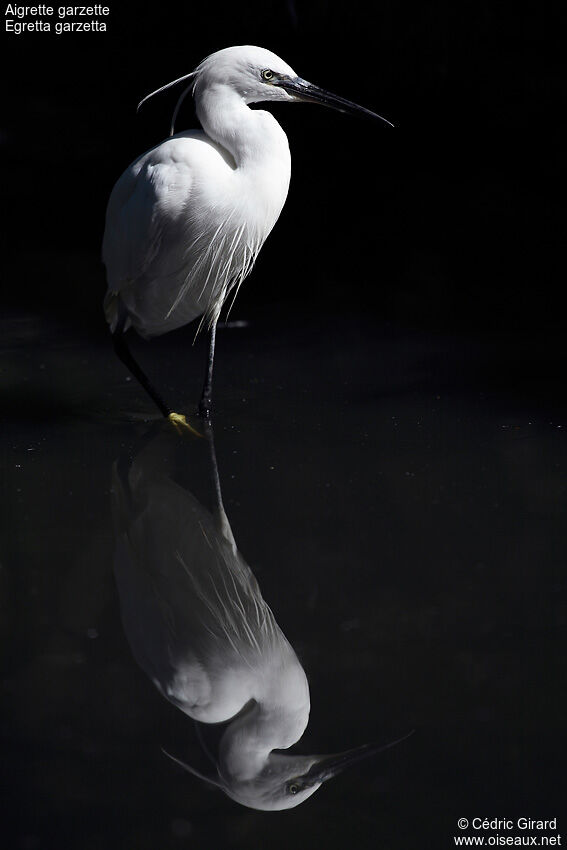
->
{"left": 1, "top": 4, "right": 566, "bottom": 847}
{"left": 2, "top": 0, "right": 564, "bottom": 334}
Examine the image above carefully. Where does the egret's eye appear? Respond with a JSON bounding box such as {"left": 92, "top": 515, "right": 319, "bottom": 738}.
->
{"left": 287, "top": 782, "right": 300, "bottom": 795}
{"left": 261, "top": 69, "right": 274, "bottom": 82}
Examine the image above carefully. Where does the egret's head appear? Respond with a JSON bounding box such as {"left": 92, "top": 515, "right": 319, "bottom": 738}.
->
{"left": 137, "top": 45, "right": 394, "bottom": 136}
{"left": 162, "top": 750, "right": 322, "bottom": 811}
{"left": 222, "top": 752, "right": 324, "bottom": 811}
{"left": 192, "top": 45, "right": 299, "bottom": 106}
{"left": 164, "top": 733, "right": 413, "bottom": 811}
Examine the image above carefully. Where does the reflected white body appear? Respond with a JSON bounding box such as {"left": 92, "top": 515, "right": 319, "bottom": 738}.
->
{"left": 111, "top": 429, "right": 319, "bottom": 809}
{"left": 113, "top": 466, "right": 309, "bottom": 732}
{"left": 111, "top": 425, "right": 404, "bottom": 809}
{"left": 102, "top": 47, "right": 295, "bottom": 338}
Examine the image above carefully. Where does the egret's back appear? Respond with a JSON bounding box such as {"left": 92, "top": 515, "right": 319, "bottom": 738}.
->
{"left": 103, "top": 118, "right": 290, "bottom": 338}
{"left": 112, "top": 452, "right": 302, "bottom": 724}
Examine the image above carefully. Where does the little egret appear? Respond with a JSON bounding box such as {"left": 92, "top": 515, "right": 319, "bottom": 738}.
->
{"left": 111, "top": 422, "right": 410, "bottom": 810}
{"left": 102, "top": 45, "right": 393, "bottom": 419}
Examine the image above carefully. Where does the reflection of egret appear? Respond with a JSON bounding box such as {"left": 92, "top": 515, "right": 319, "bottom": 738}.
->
{"left": 102, "top": 45, "right": 393, "bottom": 418}
{"left": 112, "top": 423, "right": 410, "bottom": 810}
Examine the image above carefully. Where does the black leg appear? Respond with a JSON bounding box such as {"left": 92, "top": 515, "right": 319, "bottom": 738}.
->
{"left": 203, "top": 420, "right": 223, "bottom": 512}
{"left": 112, "top": 325, "right": 172, "bottom": 419}
{"left": 203, "top": 419, "right": 236, "bottom": 549}
{"left": 198, "top": 322, "right": 217, "bottom": 419}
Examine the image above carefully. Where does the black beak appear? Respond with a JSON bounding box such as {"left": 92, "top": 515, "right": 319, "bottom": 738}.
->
{"left": 276, "top": 77, "right": 394, "bottom": 128}
{"left": 302, "top": 730, "right": 414, "bottom": 785}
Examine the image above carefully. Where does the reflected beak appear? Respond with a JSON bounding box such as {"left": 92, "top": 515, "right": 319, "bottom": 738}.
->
{"left": 276, "top": 77, "right": 394, "bottom": 128}
{"left": 302, "top": 730, "right": 414, "bottom": 785}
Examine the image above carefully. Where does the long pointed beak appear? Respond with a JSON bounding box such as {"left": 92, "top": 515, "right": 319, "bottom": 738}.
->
{"left": 276, "top": 77, "right": 394, "bottom": 128}
{"left": 303, "top": 730, "right": 414, "bottom": 784}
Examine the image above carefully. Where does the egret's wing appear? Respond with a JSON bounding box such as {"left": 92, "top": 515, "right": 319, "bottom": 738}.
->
{"left": 102, "top": 151, "right": 194, "bottom": 293}
{"left": 112, "top": 459, "right": 286, "bottom": 721}
{"left": 112, "top": 460, "right": 279, "bottom": 664}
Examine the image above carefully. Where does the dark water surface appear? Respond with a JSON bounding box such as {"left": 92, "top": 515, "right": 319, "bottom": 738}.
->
{"left": 2, "top": 311, "right": 565, "bottom": 849}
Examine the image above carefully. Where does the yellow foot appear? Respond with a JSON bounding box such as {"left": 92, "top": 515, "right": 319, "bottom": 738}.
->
{"left": 167, "top": 412, "right": 203, "bottom": 437}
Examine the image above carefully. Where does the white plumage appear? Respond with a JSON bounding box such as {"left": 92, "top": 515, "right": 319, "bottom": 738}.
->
{"left": 111, "top": 424, "right": 324, "bottom": 810}
{"left": 102, "top": 45, "right": 392, "bottom": 415}
{"left": 103, "top": 47, "right": 294, "bottom": 339}
{"left": 111, "top": 423, "right": 410, "bottom": 809}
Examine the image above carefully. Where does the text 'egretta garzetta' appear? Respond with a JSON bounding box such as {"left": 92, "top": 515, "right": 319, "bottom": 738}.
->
{"left": 103, "top": 45, "right": 393, "bottom": 421}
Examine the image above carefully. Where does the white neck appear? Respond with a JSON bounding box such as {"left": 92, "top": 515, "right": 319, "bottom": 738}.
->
{"left": 218, "top": 661, "right": 310, "bottom": 781}
{"left": 196, "top": 83, "right": 289, "bottom": 169}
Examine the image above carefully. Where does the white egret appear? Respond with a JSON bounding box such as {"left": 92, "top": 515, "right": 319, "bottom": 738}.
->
{"left": 102, "top": 45, "right": 393, "bottom": 419}
{"left": 111, "top": 421, "right": 410, "bottom": 810}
